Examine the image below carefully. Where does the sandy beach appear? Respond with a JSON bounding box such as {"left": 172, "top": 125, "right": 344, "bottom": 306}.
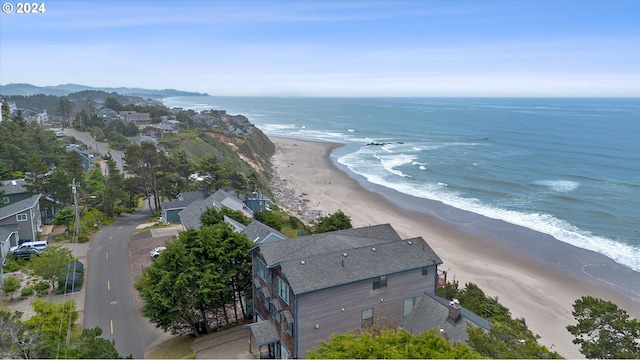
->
{"left": 269, "top": 136, "right": 639, "bottom": 358}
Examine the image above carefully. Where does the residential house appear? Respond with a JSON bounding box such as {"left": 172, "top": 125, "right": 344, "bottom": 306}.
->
{"left": 0, "top": 194, "right": 42, "bottom": 246}
{"left": 246, "top": 224, "right": 444, "bottom": 358}
{"left": 223, "top": 217, "right": 286, "bottom": 244}
{"left": 99, "top": 108, "right": 119, "bottom": 124}
{"left": 160, "top": 191, "right": 205, "bottom": 222}
{"left": 179, "top": 189, "right": 254, "bottom": 230}
{"left": 245, "top": 192, "right": 273, "bottom": 213}
{"left": 210, "top": 189, "right": 254, "bottom": 219}
{"left": 66, "top": 144, "right": 96, "bottom": 172}
{"left": 1, "top": 179, "right": 57, "bottom": 223}
{"left": 119, "top": 111, "right": 152, "bottom": 125}
{"left": 0, "top": 225, "right": 19, "bottom": 285}
{"left": 130, "top": 135, "right": 158, "bottom": 147}
{"left": 1, "top": 179, "right": 29, "bottom": 205}
{"left": 402, "top": 293, "right": 492, "bottom": 343}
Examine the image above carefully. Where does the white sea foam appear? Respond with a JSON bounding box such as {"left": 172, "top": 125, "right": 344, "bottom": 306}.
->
{"left": 534, "top": 180, "right": 580, "bottom": 192}
{"left": 338, "top": 150, "right": 640, "bottom": 272}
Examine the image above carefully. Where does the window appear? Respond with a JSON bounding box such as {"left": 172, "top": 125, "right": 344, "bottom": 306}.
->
{"left": 361, "top": 308, "right": 373, "bottom": 328}
{"left": 403, "top": 296, "right": 422, "bottom": 318}
{"left": 16, "top": 214, "right": 27, "bottom": 222}
{"left": 373, "top": 275, "right": 387, "bottom": 290}
{"left": 286, "top": 320, "right": 293, "bottom": 336}
{"left": 277, "top": 277, "right": 290, "bottom": 305}
{"left": 256, "top": 258, "right": 267, "bottom": 281}
{"left": 422, "top": 266, "right": 429, "bottom": 276}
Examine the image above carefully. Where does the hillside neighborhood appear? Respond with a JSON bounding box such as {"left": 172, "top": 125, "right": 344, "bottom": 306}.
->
{"left": 0, "top": 89, "right": 631, "bottom": 359}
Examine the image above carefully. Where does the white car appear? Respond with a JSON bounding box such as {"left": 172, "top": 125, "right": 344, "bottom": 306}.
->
{"left": 150, "top": 246, "right": 167, "bottom": 258}
{"left": 10, "top": 240, "right": 49, "bottom": 254}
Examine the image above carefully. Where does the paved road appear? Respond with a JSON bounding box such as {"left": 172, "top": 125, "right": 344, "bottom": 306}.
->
{"left": 63, "top": 128, "right": 127, "bottom": 175}
{"left": 84, "top": 210, "right": 151, "bottom": 359}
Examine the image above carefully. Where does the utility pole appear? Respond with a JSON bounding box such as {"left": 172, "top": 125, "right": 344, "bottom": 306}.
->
{"left": 72, "top": 178, "right": 80, "bottom": 243}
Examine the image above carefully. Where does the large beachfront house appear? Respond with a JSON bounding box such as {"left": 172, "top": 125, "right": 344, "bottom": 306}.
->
{"left": 246, "top": 224, "right": 448, "bottom": 358}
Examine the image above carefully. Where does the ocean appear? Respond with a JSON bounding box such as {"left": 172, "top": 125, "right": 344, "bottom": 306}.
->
{"left": 163, "top": 96, "right": 640, "bottom": 274}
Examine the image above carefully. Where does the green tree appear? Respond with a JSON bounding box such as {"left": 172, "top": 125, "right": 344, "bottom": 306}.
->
{"left": 24, "top": 155, "right": 49, "bottom": 194}
{"left": 254, "top": 209, "right": 283, "bottom": 231}
{"left": 0, "top": 309, "right": 39, "bottom": 359}
{"left": 135, "top": 223, "right": 253, "bottom": 337}
{"left": 200, "top": 206, "right": 251, "bottom": 227}
{"left": 307, "top": 328, "right": 482, "bottom": 359}
{"left": 124, "top": 142, "right": 162, "bottom": 211}
{"left": 102, "top": 156, "right": 127, "bottom": 216}
{"left": 104, "top": 97, "right": 123, "bottom": 112}
{"left": 24, "top": 299, "right": 78, "bottom": 358}
{"left": 312, "top": 210, "right": 352, "bottom": 233}
{"left": 66, "top": 326, "right": 125, "bottom": 359}
{"left": 53, "top": 206, "right": 75, "bottom": 232}
{"left": 567, "top": 296, "right": 640, "bottom": 359}
{"left": 63, "top": 150, "right": 87, "bottom": 185}
{"left": 468, "top": 318, "right": 562, "bottom": 359}
{"left": 1, "top": 276, "right": 21, "bottom": 300}
{"left": 438, "top": 280, "right": 559, "bottom": 358}
{"left": 44, "top": 167, "right": 73, "bottom": 206}
{"left": 28, "top": 245, "right": 73, "bottom": 290}
{"left": 56, "top": 97, "right": 73, "bottom": 124}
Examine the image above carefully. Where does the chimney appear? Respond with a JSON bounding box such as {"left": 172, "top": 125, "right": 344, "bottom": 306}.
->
{"left": 448, "top": 299, "right": 461, "bottom": 322}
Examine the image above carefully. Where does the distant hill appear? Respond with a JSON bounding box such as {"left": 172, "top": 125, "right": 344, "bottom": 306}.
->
{"left": 0, "top": 83, "right": 209, "bottom": 98}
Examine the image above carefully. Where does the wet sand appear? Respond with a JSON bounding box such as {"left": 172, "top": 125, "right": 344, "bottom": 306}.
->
{"left": 269, "top": 136, "right": 640, "bottom": 358}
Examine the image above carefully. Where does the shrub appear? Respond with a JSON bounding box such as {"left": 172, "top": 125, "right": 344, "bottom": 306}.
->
{"left": 2, "top": 276, "right": 21, "bottom": 299}
{"left": 2, "top": 259, "right": 22, "bottom": 273}
{"left": 35, "top": 281, "right": 50, "bottom": 292}
{"left": 20, "top": 286, "right": 34, "bottom": 299}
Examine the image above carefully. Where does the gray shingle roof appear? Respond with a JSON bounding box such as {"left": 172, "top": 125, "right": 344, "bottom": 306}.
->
{"left": 0, "top": 179, "right": 27, "bottom": 195}
{"left": 161, "top": 191, "right": 205, "bottom": 211}
{"left": 0, "top": 224, "right": 18, "bottom": 242}
{"left": 179, "top": 197, "right": 217, "bottom": 229}
{"left": 0, "top": 194, "right": 41, "bottom": 221}
{"left": 257, "top": 224, "right": 442, "bottom": 295}
{"left": 402, "top": 293, "right": 492, "bottom": 343}
{"left": 245, "top": 221, "right": 285, "bottom": 243}
{"left": 244, "top": 320, "right": 279, "bottom": 347}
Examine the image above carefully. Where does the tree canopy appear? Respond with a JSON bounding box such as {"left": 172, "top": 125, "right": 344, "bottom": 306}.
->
{"left": 27, "top": 245, "right": 73, "bottom": 290}
{"left": 312, "top": 210, "right": 352, "bottom": 234}
{"left": 135, "top": 222, "right": 253, "bottom": 337}
{"left": 438, "top": 280, "right": 561, "bottom": 359}
{"left": 566, "top": 296, "right": 640, "bottom": 359}
{"left": 0, "top": 299, "right": 126, "bottom": 359}
{"left": 307, "top": 328, "right": 482, "bottom": 359}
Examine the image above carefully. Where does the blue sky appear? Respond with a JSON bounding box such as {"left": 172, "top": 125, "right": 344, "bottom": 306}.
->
{"left": 1, "top": 0, "right": 638, "bottom": 97}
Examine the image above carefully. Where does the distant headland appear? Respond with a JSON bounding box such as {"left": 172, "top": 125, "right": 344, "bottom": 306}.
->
{"left": 0, "top": 83, "right": 209, "bottom": 98}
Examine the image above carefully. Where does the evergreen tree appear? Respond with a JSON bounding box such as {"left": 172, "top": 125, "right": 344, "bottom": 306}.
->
{"left": 308, "top": 328, "right": 482, "bottom": 359}
{"left": 567, "top": 296, "right": 640, "bottom": 359}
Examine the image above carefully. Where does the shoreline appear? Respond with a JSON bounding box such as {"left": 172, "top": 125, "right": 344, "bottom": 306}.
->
{"left": 268, "top": 135, "right": 639, "bottom": 359}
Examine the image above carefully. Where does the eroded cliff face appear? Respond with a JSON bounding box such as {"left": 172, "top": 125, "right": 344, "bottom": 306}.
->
{"left": 205, "top": 130, "right": 274, "bottom": 173}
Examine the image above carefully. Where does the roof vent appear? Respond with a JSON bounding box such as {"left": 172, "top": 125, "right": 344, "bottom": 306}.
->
{"left": 371, "top": 247, "right": 376, "bottom": 252}
{"left": 407, "top": 240, "right": 412, "bottom": 245}
{"left": 342, "top": 252, "right": 348, "bottom": 257}
{"left": 300, "top": 260, "right": 306, "bottom": 265}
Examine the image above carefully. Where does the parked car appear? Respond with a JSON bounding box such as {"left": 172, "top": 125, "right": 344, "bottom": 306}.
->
{"left": 59, "top": 260, "right": 84, "bottom": 293}
{"left": 150, "top": 246, "right": 167, "bottom": 258}
{"left": 14, "top": 247, "right": 41, "bottom": 260}
{"left": 10, "top": 240, "right": 49, "bottom": 254}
